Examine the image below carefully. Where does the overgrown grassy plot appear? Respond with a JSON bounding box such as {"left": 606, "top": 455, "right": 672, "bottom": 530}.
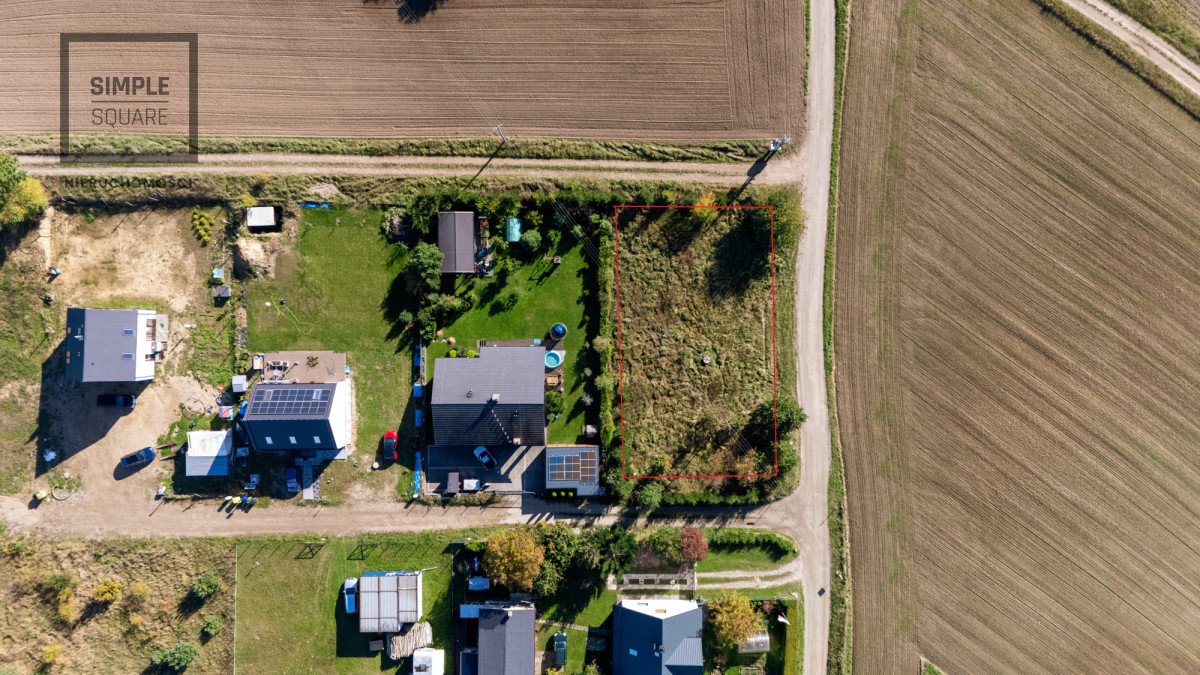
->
{"left": 0, "top": 535, "right": 234, "bottom": 674}
{"left": 246, "top": 208, "right": 414, "bottom": 501}
{"left": 615, "top": 206, "right": 780, "bottom": 487}
{"left": 234, "top": 531, "right": 491, "bottom": 675}
{"left": 426, "top": 238, "right": 595, "bottom": 443}
{"left": 0, "top": 238, "right": 51, "bottom": 494}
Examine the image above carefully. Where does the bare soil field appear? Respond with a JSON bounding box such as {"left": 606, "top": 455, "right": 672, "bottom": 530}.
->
{"left": 0, "top": 0, "right": 804, "bottom": 142}
{"left": 836, "top": 0, "right": 1200, "bottom": 671}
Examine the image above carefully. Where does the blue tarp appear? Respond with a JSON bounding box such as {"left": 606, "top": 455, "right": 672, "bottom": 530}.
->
{"left": 414, "top": 451, "right": 422, "bottom": 494}
{"left": 506, "top": 217, "right": 521, "bottom": 242}
{"left": 299, "top": 201, "right": 331, "bottom": 209}
{"left": 459, "top": 604, "right": 483, "bottom": 619}
{"left": 468, "top": 577, "right": 491, "bottom": 591}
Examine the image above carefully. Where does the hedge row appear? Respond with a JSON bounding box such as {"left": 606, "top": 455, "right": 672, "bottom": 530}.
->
{"left": 705, "top": 528, "right": 798, "bottom": 556}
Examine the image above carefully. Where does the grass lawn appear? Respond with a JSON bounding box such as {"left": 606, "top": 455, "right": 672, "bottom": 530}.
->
{"left": 703, "top": 596, "right": 801, "bottom": 675}
{"left": 246, "top": 208, "right": 415, "bottom": 500}
{"left": 234, "top": 530, "right": 492, "bottom": 674}
{"left": 536, "top": 625, "right": 590, "bottom": 673}
{"left": 427, "top": 239, "right": 596, "bottom": 443}
{"left": 696, "top": 545, "right": 797, "bottom": 574}
{"left": 540, "top": 587, "right": 618, "bottom": 627}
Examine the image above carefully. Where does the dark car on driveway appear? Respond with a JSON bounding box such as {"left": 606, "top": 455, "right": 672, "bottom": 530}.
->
{"left": 119, "top": 447, "right": 155, "bottom": 469}
{"left": 473, "top": 446, "right": 497, "bottom": 472}
{"left": 97, "top": 394, "right": 136, "bottom": 409}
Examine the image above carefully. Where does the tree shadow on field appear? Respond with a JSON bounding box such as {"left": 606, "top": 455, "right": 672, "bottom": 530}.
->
{"left": 705, "top": 208, "right": 773, "bottom": 297}
{"left": 395, "top": 0, "right": 449, "bottom": 23}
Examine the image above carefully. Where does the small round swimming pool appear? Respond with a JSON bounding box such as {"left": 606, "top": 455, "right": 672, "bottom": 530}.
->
{"left": 545, "top": 350, "right": 564, "bottom": 369}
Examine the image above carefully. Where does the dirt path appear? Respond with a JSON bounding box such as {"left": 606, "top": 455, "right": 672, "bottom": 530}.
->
{"left": 1062, "top": 0, "right": 1200, "bottom": 97}
{"left": 20, "top": 152, "right": 785, "bottom": 186}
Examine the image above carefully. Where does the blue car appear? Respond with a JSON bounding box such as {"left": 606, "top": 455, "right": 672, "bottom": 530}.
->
{"left": 119, "top": 447, "right": 155, "bottom": 469}
{"left": 343, "top": 578, "right": 358, "bottom": 614}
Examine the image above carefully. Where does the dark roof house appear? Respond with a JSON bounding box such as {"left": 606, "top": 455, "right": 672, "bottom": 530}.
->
{"left": 432, "top": 346, "right": 546, "bottom": 447}
{"left": 459, "top": 601, "right": 535, "bottom": 675}
{"left": 64, "top": 307, "right": 167, "bottom": 382}
{"left": 240, "top": 351, "right": 352, "bottom": 456}
{"left": 438, "top": 211, "right": 476, "bottom": 274}
{"left": 612, "top": 599, "right": 704, "bottom": 675}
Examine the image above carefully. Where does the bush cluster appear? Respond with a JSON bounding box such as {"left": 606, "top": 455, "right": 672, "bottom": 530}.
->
{"left": 705, "top": 528, "right": 797, "bottom": 556}
{"left": 191, "top": 209, "right": 214, "bottom": 246}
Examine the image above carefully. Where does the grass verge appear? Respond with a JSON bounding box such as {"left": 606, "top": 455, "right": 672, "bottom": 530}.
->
{"left": 825, "top": 0, "right": 854, "bottom": 669}
{"left": 3, "top": 132, "right": 773, "bottom": 163}
{"left": 1103, "top": 0, "right": 1200, "bottom": 61}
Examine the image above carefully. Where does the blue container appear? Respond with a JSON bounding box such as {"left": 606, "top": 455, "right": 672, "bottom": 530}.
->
{"left": 414, "top": 451, "right": 422, "bottom": 494}
{"left": 506, "top": 217, "right": 522, "bottom": 243}
{"left": 414, "top": 409, "right": 423, "bottom": 428}
{"left": 550, "top": 323, "right": 568, "bottom": 340}
{"left": 413, "top": 383, "right": 423, "bottom": 399}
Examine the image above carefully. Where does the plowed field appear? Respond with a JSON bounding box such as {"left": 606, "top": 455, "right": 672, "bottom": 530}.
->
{"left": 0, "top": 0, "right": 803, "bottom": 141}
{"left": 836, "top": 0, "right": 1200, "bottom": 671}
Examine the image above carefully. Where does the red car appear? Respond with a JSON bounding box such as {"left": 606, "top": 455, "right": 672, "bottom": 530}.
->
{"left": 383, "top": 430, "right": 398, "bottom": 461}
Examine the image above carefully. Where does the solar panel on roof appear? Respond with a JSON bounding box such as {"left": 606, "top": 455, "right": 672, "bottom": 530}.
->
{"left": 248, "top": 385, "right": 332, "bottom": 417}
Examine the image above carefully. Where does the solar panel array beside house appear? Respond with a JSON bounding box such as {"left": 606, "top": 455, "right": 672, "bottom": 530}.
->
{"left": 437, "top": 211, "right": 476, "bottom": 274}
{"left": 64, "top": 307, "right": 167, "bottom": 382}
{"left": 432, "top": 346, "right": 546, "bottom": 446}
{"left": 358, "top": 571, "right": 424, "bottom": 633}
{"left": 545, "top": 445, "right": 601, "bottom": 495}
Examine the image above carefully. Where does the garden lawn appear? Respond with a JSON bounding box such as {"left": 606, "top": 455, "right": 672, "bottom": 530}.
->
{"left": 246, "top": 208, "right": 414, "bottom": 500}
{"left": 696, "top": 545, "right": 797, "bottom": 574}
{"left": 427, "top": 240, "right": 594, "bottom": 443}
{"left": 234, "top": 530, "right": 491, "bottom": 674}
{"left": 536, "top": 625, "right": 590, "bottom": 673}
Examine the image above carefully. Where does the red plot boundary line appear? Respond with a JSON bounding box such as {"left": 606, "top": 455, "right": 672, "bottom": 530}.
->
{"left": 613, "top": 204, "right": 777, "bottom": 481}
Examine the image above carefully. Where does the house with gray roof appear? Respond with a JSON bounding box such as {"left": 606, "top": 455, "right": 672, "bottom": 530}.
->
{"left": 612, "top": 599, "right": 704, "bottom": 675}
{"left": 64, "top": 307, "right": 168, "bottom": 382}
{"left": 459, "top": 601, "right": 535, "bottom": 675}
{"left": 437, "top": 211, "right": 476, "bottom": 274}
{"left": 432, "top": 346, "right": 546, "bottom": 447}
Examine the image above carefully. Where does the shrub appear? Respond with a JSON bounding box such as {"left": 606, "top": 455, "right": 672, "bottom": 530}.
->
{"left": 680, "top": 527, "right": 708, "bottom": 563}
{"left": 647, "top": 528, "right": 684, "bottom": 566}
{"left": 190, "top": 209, "right": 213, "bottom": 246}
{"left": 40, "top": 641, "right": 62, "bottom": 667}
{"left": 92, "top": 577, "right": 123, "bottom": 603}
{"left": 190, "top": 571, "right": 221, "bottom": 600}
{"left": 705, "top": 529, "right": 798, "bottom": 556}
{"left": 404, "top": 242, "right": 444, "bottom": 295}
{"left": 448, "top": 349, "right": 458, "bottom": 358}
{"left": 1, "top": 176, "right": 47, "bottom": 228}
{"left": 634, "top": 481, "right": 663, "bottom": 510}
{"left": 484, "top": 529, "right": 545, "bottom": 592}
{"left": 239, "top": 192, "right": 258, "bottom": 208}
{"left": 150, "top": 642, "right": 198, "bottom": 672}
{"left": 707, "top": 591, "right": 759, "bottom": 648}
{"left": 397, "top": 309, "right": 414, "bottom": 327}
{"left": 582, "top": 663, "right": 601, "bottom": 675}
{"left": 126, "top": 581, "right": 150, "bottom": 607}
{"left": 201, "top": 616, "right": 224, "bottom": 638}
{"left": 56, "top": 591, "right": 76, "bottom": 625}
{"left": 520, "top": 229, "right": 542, "bottom": 254}
{"left": 545, "top": 391, "right": 564, "bottom": 422}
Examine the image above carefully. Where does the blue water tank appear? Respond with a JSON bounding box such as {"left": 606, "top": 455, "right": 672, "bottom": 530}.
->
{"left": 413, "top": 383, "right": 423, "bottom": 399}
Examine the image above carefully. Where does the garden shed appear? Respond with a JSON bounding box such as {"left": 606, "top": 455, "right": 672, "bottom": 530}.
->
{"left": 185, "top": 429, "right": 233, "bottom": 477}
{"left": 437, "top": 211, "right": 476, "bottom": 274}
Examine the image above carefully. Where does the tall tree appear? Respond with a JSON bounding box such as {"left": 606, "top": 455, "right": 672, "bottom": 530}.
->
{"left": 485, "top": 529, "right": 545, "bottom": 592}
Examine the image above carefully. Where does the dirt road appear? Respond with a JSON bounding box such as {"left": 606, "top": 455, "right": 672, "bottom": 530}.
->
{"left": 1062, "top": 0, "right": 1200, "bottom": 97}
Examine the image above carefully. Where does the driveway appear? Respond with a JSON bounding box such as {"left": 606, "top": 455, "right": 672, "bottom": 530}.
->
{"left": 424, "top": 444, "right": 545, "bottom": 495}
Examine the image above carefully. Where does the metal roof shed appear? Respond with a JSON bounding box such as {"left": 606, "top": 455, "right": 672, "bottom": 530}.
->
{"left": 185, "top": 429, "right": 233, "bottom": 477}
{"left": 437, "top": 211, "right": 476, "bottom": 274}
{"left": 358, "top": 571, "right": 423, "bottom": 633}
{"left": 246, "top": 206, "right": 277, "bottom": 230}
